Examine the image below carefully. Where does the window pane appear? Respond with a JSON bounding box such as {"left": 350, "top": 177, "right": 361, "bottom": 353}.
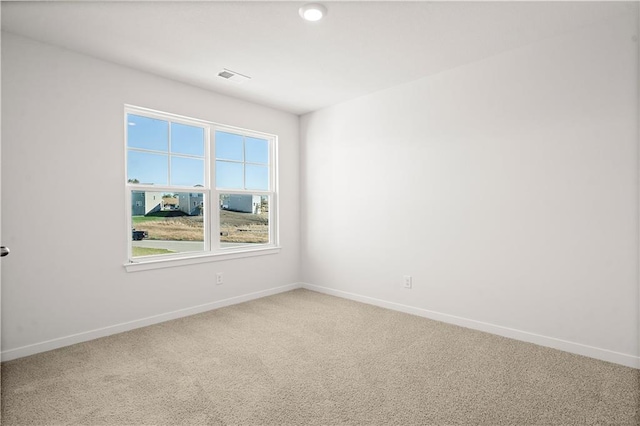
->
{"left": 245, "top": 164, "right": 268, "bottom": 190}
{"left": 215, "top": 131, "right": 243, "bottom": 161}
{"left": 131, "top": 190, "right": 205, "bottom": 258}
{"left": 127, "top": 114, "right": 168, "bottom": 152}
{"left": 216, "top": 161, "right": 243, "bottom": 189}
{"left": 245, "top": 137, "right": 268, "bottom": 164}
{"left": 127, "top": 151, "right": 168, "bottom": 185}
{"left": 170, "top": 156, "right": 204, "bottom": 187}
{"left": 219, "top": 194, "right": 269, "bottom": 248}
{"left": 171, "top": 123, "right": 204, "bottom": 157}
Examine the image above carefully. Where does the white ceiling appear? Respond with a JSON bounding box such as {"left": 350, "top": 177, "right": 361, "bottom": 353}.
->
{"left": 1, "top": 1, "right": 634, "bottom": 115}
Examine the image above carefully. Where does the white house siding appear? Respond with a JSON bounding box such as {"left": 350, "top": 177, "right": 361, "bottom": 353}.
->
{"left": 226, "top": 194, "right": 263, "bottom": 213}
{"left": 144, "top": 192, "right": 163, "bottom": 215}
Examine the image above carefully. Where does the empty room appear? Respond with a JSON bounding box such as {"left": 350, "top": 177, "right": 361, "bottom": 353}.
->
{"left": 1, "top": 1, "right": 639, "bottom": 424}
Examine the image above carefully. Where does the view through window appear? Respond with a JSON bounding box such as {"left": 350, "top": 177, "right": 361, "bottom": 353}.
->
{"left": 125, "top": 107, "right": 276, "bottom": 261}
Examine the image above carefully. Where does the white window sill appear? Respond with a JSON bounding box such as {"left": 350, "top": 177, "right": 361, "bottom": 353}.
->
{"left": 124, "top": 246, "right": 280, "bottom": 272}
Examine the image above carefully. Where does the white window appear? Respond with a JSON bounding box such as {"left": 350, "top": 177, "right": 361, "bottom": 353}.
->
{"left": 125, "top": 106, "right": 278, "bottom": 269}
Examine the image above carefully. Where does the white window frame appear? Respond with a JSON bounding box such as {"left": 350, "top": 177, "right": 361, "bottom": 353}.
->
{"left": 124, "top": 105, "right": 279, "bottom": 272}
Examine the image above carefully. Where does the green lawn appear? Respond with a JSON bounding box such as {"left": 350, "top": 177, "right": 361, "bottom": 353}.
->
{"left": 132, "top": 216, "right": 164, "bottom": 225}
{"left": 132, "top": 246, "right": 175, "bottom": 257}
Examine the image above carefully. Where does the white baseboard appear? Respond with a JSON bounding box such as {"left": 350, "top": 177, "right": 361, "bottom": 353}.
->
{"left": 5, "top": 282, "right": 637, "bottom": 369}
{"left": 301, "top": 283, "right": 640, "bottom": 369}
{"left": 1, "top": 283, "right": 303, "bottom": 362}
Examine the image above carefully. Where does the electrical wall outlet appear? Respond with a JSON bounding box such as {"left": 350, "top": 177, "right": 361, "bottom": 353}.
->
{"left": 216, "top": 272, "right": 224, "bottom": 285}
{"left": 403, "top": 275, "right": 412, "bottom": 289}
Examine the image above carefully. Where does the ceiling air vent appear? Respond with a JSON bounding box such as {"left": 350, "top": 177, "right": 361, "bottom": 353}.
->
{"left": 217, "top": 68, "right": 251, "bottom": 84}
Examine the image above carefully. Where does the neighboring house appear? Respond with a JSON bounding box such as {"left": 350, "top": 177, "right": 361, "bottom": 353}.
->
{"left": 133, "top": 192, "right": 201, "bottom": 216}
{"left": 131, "top": 191, "right": 145, "bottom": 216}
{"left": 144, "top": 192, "right": 163, "bottom": 214}
{"left": 131, "top": 191, "right": 163, "bottom": 215}
{"left": 132, "top": 191, "right": 172, "bottom": 216}
{"left": 178, "top": 193, "right": 204, "bottom": 216}
{"left": 226, "top": 194, "right": 262, "bottom": 214}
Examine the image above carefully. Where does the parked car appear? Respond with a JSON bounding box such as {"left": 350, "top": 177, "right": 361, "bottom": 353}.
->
{"left": 132, "top": 229, "right": 148, "bottom": 241}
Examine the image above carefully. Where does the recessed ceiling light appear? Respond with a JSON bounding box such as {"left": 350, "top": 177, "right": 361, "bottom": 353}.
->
{"left": 299, "top": 3, "right": 327, "bottom": 22}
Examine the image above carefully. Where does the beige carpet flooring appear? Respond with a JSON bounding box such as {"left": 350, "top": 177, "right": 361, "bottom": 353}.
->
{"left": 1, "top": 289, "right": 639, "bottom": 425}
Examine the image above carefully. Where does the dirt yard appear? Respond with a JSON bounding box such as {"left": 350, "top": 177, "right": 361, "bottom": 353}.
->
{"left": 220, "top": 210, "right": 268, "bottom": 243}
{"left": 134, "top": 210, "right": 268, "bottom": 243}
{"left": 134, "top": 216, "right": 204, "bottom": 241}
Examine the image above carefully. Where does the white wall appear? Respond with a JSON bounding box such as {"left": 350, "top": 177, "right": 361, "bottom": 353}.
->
{"left": 1, "top": 33, "right": 300, "bottom": 358}
{"left": 301, "top": 13, "right": 640, "bottom": 367}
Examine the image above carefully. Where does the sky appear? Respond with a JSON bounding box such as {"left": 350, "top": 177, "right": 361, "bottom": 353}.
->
{"left": 127, "top": 114, "right": 269, "bottom": 190}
